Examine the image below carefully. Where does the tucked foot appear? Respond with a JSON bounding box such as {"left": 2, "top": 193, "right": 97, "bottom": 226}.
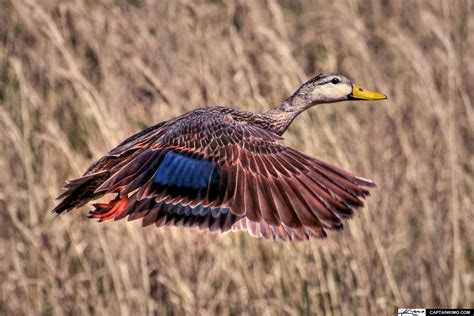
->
{"left": 89, "top": 193, "right": 129, "bottom": 222}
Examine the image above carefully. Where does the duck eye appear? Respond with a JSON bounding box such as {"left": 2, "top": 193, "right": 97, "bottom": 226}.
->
{"left": 331, "top": 78, "right": 340, "bottom": 84}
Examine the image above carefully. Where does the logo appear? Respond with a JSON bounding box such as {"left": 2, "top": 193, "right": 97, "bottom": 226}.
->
{"left": 398, "top": 309, "right": 426, "bottom": 316}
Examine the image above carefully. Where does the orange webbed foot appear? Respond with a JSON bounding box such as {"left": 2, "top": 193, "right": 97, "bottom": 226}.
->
{"left": 89, "top": 192, "right": 129, "bottom": 222}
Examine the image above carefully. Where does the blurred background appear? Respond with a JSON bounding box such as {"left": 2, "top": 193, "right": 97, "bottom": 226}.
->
{"left": 1, "top": 0, "right": 473, "bottom": 314}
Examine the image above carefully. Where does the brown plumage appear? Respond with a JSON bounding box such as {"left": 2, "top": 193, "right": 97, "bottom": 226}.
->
{"left": 53, "top": 72, "right": 387, "bottom": 240}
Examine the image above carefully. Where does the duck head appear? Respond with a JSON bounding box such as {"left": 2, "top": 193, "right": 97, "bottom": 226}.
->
{"left": 283, "top": 72, "right": 387, "bottom": 111}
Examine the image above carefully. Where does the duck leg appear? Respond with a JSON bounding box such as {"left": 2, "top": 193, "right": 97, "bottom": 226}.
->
{"left": 89, "top": 189, "right": 129, "bottom": 222}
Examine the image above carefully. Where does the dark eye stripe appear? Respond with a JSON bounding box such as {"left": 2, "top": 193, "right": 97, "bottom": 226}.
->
{"left": 319, "top": 80, "right": 333, "bottom": 86}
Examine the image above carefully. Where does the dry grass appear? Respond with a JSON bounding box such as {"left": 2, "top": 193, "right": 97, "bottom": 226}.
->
{"left": 1, "top": 0, "right": 473, "bottom": 314}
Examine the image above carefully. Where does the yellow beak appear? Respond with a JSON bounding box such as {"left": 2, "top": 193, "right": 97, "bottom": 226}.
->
{"left": 350, "top": 84, "right": 387, "bottom": 100}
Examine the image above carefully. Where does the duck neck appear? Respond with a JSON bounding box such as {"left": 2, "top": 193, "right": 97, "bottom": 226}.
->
{"left": 262, "top": 94, "right": 313, "bottom": 136}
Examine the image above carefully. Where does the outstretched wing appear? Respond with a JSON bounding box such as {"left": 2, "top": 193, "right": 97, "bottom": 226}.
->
{"left": 54, "top": 110, "right": 375, "bottom": 240}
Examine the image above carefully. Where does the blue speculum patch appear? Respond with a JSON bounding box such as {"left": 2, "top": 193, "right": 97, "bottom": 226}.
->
{"left": 153, "top": 150, "right": 221, "bottom": 190}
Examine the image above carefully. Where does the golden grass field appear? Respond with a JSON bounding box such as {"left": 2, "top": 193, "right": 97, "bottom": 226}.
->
{"left": 1, "top": 0, "right": 473, "bottom": 314}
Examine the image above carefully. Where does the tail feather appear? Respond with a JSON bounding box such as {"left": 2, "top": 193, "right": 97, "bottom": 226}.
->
{"left": 52, "top": 171, "right": 109, "bottom": 214}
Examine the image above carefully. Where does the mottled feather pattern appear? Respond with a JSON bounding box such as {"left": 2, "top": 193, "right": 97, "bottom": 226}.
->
{"left": 54, "top": 106, "right": 375, "bottom": 240}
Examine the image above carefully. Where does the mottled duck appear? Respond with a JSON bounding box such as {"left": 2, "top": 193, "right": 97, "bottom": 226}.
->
{"left": 53, "top": 73, "right": 387, "bottom": 240}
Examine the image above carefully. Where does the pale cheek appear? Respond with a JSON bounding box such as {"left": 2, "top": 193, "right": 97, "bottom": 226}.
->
{"left": 318, "top": 85, "right": 352, "bottom": 100}
{"left": 332, "top": 85, "right": 352, "bottom": 97}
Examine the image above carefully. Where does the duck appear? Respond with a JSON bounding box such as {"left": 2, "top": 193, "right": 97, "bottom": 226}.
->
{"left": 53, "top": 72, "right": 387, "bottom": 241}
